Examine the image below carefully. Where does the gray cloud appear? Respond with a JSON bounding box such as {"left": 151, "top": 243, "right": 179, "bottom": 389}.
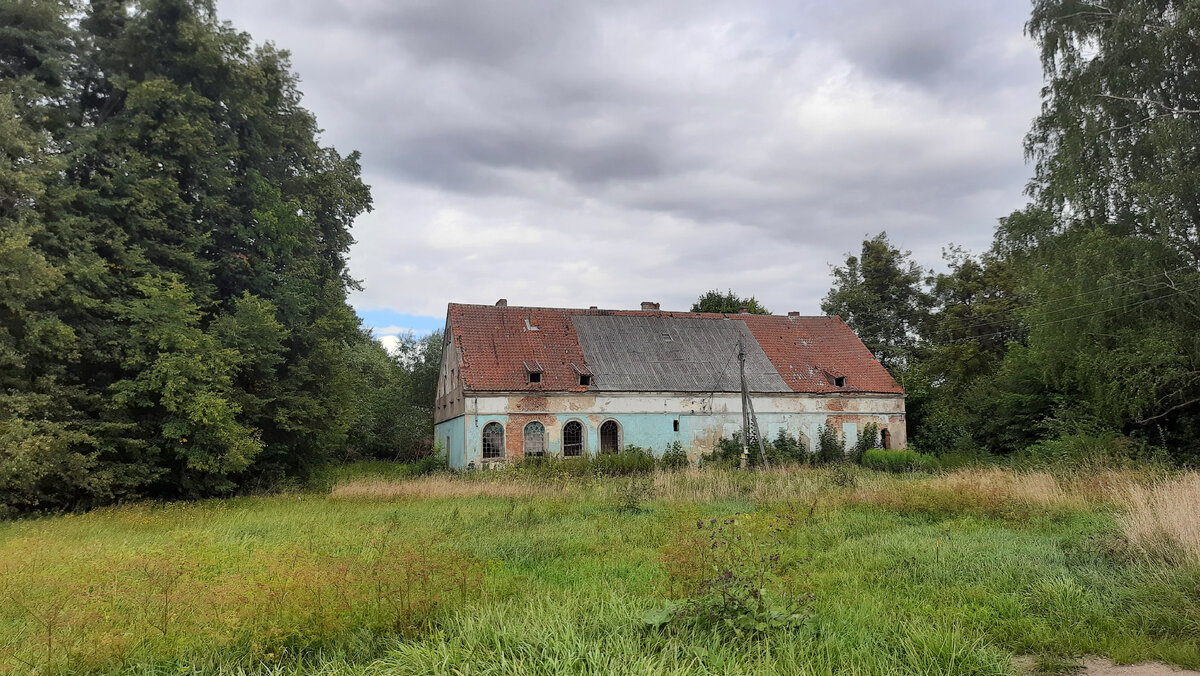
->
{"left": 217, "top": 0, "right": 1043, "bottom": 321}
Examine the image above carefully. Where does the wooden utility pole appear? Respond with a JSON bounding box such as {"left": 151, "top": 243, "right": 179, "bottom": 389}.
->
{"left": 746, "top": 388, "right": 771, "bottom": 470}
{"left": 737, "top": 336, "right": 772, "bottom": 470}
{"left": 738, "top": 337, "right": 750, "bottom": 469}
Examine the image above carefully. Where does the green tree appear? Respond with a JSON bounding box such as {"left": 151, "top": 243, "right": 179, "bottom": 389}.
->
{"left": 343, "top": 333, "right": 436, "bottom": 461}
{"left": 691, "top": 289, "right": 770, "bottom": 315}
{"left": 1009, "top": 0, "right": 1200, "bottom": 458}
{"left": 822, "top": 233, "right": 929, "bottom": 371}
{"left": 1, "top": 0, "right": 375, "bottom": 511}
{"left": 906, "top": 245, "right": 1029, "bottom": 453}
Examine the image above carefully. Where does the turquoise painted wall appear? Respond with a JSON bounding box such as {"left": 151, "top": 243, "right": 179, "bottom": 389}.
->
{"left": 440, "top": 411, "right": 892, "bottom": 468}
{"left": 434, "top": 417, "right": 466, "bottom": 467}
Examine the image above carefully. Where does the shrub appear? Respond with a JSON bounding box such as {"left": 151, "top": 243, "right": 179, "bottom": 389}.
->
{"left": 815, "top": 424, "right": 844, "bottom": 465}
{"left": 702, "top": 432, "right": 799, "bottom": 468}
{"left": 658, "top": 441, "right": 690, "bottom": 470}
{"left": 772, "top": 429, "right": 809, "bottom": 464}
{"left": 861, "top": 448, "right": 940, "bottom": 473}
{"left": 850, "top": 423, "right": 878, "bottom": 464}
{"left": 592, "top": 445, "right": 656, "bottom": 476}
{"left": 515, "top": 455, "right": 593, "bottom": 478}
{"left": 410, "top": 449, "right": 448, "bottom": 476}
{"left": 1015, "top": 430, "right": 1166, "bottom": 469}
{"left": 701, "top": 434, "right": 749, "bottom": 468}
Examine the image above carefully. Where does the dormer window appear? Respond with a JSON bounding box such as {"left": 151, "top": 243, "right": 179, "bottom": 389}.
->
{"left": 523, "top": 360, "right": 543, "bottom": 384}
{"left": 570, "top": 363, "right": 592, "bottom": 388}
{"left": 834, "top": 376, "right": 846, "bottom": 387}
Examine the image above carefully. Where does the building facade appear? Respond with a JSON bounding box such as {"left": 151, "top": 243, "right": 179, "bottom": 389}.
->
{"left": 434, "top": 301, "right": 905, "bottom": 468}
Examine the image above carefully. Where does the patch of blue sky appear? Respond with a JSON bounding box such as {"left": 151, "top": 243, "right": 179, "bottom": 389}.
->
{"left": 356, "top": 308, "right": 442, "bottom": 337}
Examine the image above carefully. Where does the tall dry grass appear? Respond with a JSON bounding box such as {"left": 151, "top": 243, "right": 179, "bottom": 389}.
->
{"left": 1121, "top": 473, "right": 1200, "bottom": 565}
{"left": 643, "top": 465, "right": 833, "bottom": 503}
{"left": 332, "top": 475, "right": 567, "bottom": 500}
{"left": 333, "top": 465, "right": 1200, "bottom": 567}
{"left": 331, "top": 465, "right": 844, "bottom": 504}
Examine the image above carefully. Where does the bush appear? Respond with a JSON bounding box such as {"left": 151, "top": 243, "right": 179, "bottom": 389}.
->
{"left": 815, "top": 424, "right": 844, "bottom": 465}
{"left": 514, "top": 454, "right": 593, "bottom": 478}
{"left": 1014, "top": 430, "right": 1166, "bottom": 469}
{"left": 772, "top": 429, "right": 809, "bottom": 464}
{"left": 701, "top": 434, "right": 749, "bottom": 468}
{"left": 410, "top": 447, "right": 448, "bottom": 476}
{"left": 658, "top": 441, "right": 690, "bottom": 470}
{"left": 850, "top": 423, "right": 878, "bottom": 464}
{"left": 861, "top": 448, "right": 940, "bottom": 473}
{"left": 703, "top": 430, "right": 816, "bottom": 468}
{"left": 592, "top": 445, "right": 656, "bottom": 476}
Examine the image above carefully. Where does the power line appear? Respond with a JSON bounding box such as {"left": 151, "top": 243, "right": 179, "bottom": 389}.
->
{"left": 948, "top": 280, "right": 1200, "bottom": 344}
{"left": 931, "top": 265, "right": 1193, "bottom": 333}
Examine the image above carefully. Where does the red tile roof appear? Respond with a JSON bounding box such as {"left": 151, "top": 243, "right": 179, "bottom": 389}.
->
{"left": 445, "top": 303, "right": 903, "bottom": 395}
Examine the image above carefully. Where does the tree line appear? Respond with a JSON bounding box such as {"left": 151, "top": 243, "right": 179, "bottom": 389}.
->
{"left": 823, "top": 0, "right": 1200, "bottom": 463}
{"left": 2, "top": 0, "right": 1196, "bottom": 514}
{"left": 0, "top": 0, "right": 435, "bottom": 514}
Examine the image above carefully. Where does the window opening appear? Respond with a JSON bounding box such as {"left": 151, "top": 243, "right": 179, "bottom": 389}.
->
{"left": 600, "top": 420, "right": 620, "bottom": 453}
{"left": 563, "top": 420, "right": 583, "bottom": 457}
{"left": 528, "top": 371, "right": 542, "bottom": 384}
{"left": 880, "top": 428, "right": 891, "bottom": 450}
{"left": 482, "top": 422, "right": 505, "bottom": 459}
{"left": 523, "top": 421, "right": 546, "bottom": 457}
{"left": 834, "top": 376, "right": 846, "bottom": 387}
{"left": 673, "top": 419, "right": 680, "bottom": 432}
{"left": 579, "top": 374, "right": 591, "bottom": 386}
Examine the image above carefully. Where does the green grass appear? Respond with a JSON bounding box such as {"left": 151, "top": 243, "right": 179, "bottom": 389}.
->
{"left": 2, "top": 464, "right": 1199, "bottom": 675}
{"left": 862, "top": 448, "right": 941, "bottom": 473}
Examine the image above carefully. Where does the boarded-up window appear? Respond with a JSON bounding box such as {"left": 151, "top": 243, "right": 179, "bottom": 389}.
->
{"left": 524, "top": 421, "right": 545, "bottom": 457}
{"left": 600, "top": 420, "right": 620, "bottom": 453}
{"left": 482, "top": 422, "right": 504, "bottom": 459}
{"left": 563, "top": 421, "right": 583, "bottom": 457}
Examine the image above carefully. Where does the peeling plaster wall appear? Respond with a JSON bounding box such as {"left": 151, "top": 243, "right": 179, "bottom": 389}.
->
{"left": 441, "top": 391, "right": 906, "bottom": 468}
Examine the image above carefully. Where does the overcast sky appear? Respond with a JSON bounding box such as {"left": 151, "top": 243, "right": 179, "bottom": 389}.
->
{"left": 216, "top": 0, "right": 1045, "bottom": 345}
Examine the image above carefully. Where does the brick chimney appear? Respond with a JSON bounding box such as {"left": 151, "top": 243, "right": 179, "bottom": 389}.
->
{"left": 788, "top": 311, "right": 800, "bottom": 317}
{"left": 640, "top": 301, "right": 660, "bottom": 311}
{"left": 495, "top": 298, "right": 507, "bottom": 307}
{"left": 738, "top": 306, "right": 749, "bottom": 314}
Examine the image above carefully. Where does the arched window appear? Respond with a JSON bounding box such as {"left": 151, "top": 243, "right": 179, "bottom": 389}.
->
{"left": 482, "top": 422, "right": 505, "bottom": 459}
{"left": 599, "top": 419, "right": 621, "bottom": 453}
{"left": 563, "top": 420, "right": 584, "bottom": 457}
{"left": 880, "top": 428, "right": 892, "bottom": 450}
{"left": 524, "top": 421, "right": 546, "bottom": 457}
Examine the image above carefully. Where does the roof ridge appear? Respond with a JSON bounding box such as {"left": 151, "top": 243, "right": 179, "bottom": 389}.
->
{"left": 447, "top": 301, "right": 833, "bottom": 319}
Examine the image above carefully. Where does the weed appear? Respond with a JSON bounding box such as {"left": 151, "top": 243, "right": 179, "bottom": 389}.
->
{"left": 830, "top": 463, "right": 857, "bottom": 488}
{"left": 614, "top": 477, "right": 655, "bottom": 514}
{"left": 652, "top": 510, "right": 813, "bottom": 635}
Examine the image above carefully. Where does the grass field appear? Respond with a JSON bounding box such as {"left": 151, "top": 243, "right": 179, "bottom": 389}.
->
{"left": 3, "top": 463, "right": 1200, "bottom": 675}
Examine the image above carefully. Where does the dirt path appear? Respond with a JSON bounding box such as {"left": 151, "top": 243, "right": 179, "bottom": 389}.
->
{"left": 1016, "top": 657, "right": 1200, "bottom": 676}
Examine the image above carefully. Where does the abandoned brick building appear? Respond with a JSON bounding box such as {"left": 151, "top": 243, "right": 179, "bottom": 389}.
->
{"left": 434, "top": 300, "right": 906, "bottom": 468}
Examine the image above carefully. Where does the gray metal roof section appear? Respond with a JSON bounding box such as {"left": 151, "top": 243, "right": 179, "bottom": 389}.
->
{"left": 571, "top": 315, "right": 791, "bottom": 392}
